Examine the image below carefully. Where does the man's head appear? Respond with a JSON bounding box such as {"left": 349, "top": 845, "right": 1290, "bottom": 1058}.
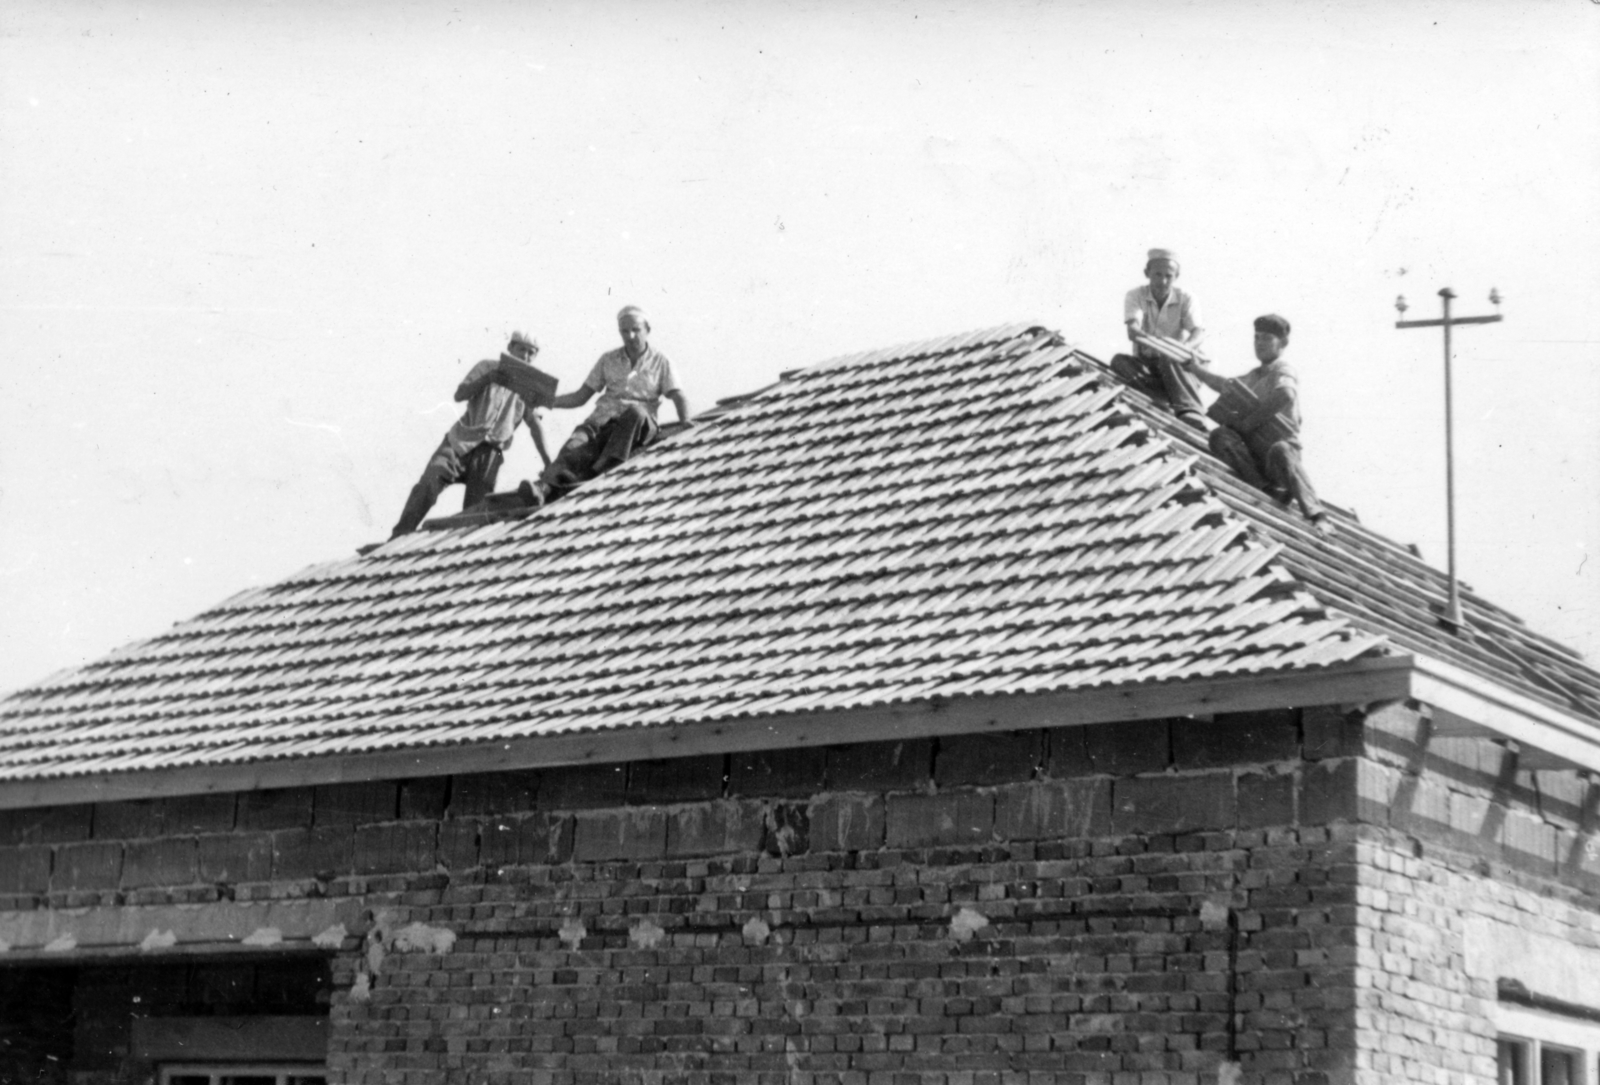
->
{"left": 617, "top": 305, "right": 650, "bottom": 358}
{"left": 1144, "top": 248, "right": 1179, "bottom": 301}
{"left": 1252, "top": 314, "right": 1290, "bottom": 364}
{"left": 507, "top": 331, "right": 539, "bottom": 361}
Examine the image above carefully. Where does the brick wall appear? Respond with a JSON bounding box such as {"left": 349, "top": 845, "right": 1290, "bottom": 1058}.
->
{"left": 1, "top": 702, "right": 1597, "bottom": 1084}
{"left": 1331, "top": 704, "right": 1600, "bottom": 1085}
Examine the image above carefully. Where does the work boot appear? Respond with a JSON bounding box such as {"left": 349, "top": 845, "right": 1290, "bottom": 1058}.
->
{"left": 517, "top": 480, "right": 547, "bottom": 509}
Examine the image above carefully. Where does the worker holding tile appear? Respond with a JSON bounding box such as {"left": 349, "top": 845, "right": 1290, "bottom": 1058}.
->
{"left": 1182, "top": 314, "right": 1333, "bottom": 536}
{"left": 1110, "top": 247, "right": 1208, "bottom": 430}
{"left": 388, "top": 332, "right": 552, "bottom": 538}
{"left": 518, "top": 305, "right": 692, "bottom": 506}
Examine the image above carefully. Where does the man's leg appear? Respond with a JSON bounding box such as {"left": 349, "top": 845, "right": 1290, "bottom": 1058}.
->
{"left": 1263, "top": 441, "right": 1331, "bottom": 531}
{"left": 591, "top": 405, "right": 659, "bottom": 474}
{"left": 391, "top": 444, "right": 462, "bottom": 537}
{"left": 1109, "top": 353, "right": 1163, "bottom": 398}
{"left": 534, "top": 424, "right": 602, "bottom": 500}
{"left": 460, "top": 443, "right": 505, "bottom": 510}
{"left": 1149, "top": 356, "right": 1206, "bottom": 428}
{"left": 1111, "top": 353, "right": 1204, "bottom": 429}
{"left": 1208, "top": 426, "right": 1270, "bottom": 491}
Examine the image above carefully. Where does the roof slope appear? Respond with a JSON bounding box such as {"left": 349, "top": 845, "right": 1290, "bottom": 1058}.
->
{"left": 2, "top": 323, "right": 1595, "bottom": 785}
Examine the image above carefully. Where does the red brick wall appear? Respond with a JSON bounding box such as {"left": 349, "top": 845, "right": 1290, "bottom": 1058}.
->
{"left": 2, "top": 702, "right": 1598, "bottom": 1085}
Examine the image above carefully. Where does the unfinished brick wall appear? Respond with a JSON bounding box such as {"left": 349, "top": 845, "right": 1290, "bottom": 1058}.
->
{"left": 1, "top": 701, "right": 1598, "bottom": 1085}
{"left": 1331, "top": 704, "right": 1600, "bottom": 1085}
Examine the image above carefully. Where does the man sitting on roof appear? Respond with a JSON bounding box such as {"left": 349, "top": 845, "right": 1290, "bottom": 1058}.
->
{"left": 1181, "top": 314, "right": 1333, "bottom": 537}
{"left": 388, "top": 332, "right": 551, "bottom": 538}
{"left": 1110, "top": 247, "right": 1208, "bottom": 431}
{"left": 518, "top": 305, "right": 692, "bottom": 506}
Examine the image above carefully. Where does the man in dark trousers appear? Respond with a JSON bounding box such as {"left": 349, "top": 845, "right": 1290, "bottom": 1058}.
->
{"left": 521, "top": 305, "right": 691, "bottom": 505}
{"left": 1182, "top": 314, "right": 1332, "bottom": 536}
{"left": 1110, "top": 247, "right": 1208, "bottom": 430}
{"left": 389, "top": 332, "right": 550, "bottom": 538}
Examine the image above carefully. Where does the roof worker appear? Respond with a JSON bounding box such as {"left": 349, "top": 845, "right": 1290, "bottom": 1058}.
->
{"left": 518, "top": 305, "right": 691, "bottom": 506}
{"left": 1110, "top": 247, "right": 1208, "bottom": 430}
{"left": 388, "top": 331, "right": 551, "bottom": 538}
{"left": 1181, "top": 314, "right": 1333, "bottom": 536}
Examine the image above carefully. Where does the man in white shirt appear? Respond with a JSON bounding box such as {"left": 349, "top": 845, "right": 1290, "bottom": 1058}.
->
{"left": 389, "top": 332, "right": 550, "bottom": 538}
{"left": 1110, "top": 247, "right": 1208, "bottom": 429}
{"left": 523, "top": 306, "right": 692, "bottom": 505}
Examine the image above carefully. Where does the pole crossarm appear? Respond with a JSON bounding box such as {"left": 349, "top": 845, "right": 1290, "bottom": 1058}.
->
{"left": 1396, "top": 315, "right": 1504, "bottom": 329}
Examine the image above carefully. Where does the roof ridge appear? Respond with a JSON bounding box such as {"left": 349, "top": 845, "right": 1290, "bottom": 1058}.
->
{"left": 778, "top": 322, "right": 1053, "bottom": 382}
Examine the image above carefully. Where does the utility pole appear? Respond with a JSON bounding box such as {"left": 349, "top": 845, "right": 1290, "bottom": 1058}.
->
{"left": 1394, "top": 287, "right": 1503, "bottom": 630}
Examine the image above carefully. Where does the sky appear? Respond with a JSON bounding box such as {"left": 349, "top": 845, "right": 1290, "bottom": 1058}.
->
{"left": 1, "top": 0, "right": 1597, "bottom": 696}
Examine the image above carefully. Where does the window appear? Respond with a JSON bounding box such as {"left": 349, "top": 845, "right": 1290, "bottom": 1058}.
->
{"left": 159, "top": 1067, "right": 326, "bottom": 1085}
{"left": 1497, "top": 1003, "right": 1600, "bottom": 1085}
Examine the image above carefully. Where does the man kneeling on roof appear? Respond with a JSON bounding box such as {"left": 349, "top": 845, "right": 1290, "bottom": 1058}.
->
{"left": 1111, "top": 247, "right": 1208, "bottom": 431}
{"left": 517, "top": 305, "right": 692, "bottom": 507}
{"left": 1180, "top": 314, "right": 1334, "bottom": 537}
{"left": 389, "top": 331, "right": 551, "bottom": 538}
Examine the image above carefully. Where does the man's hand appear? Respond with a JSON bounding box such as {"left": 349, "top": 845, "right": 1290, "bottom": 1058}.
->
{"left": 667, "top": 389, "right": 692, "bottom": 424}
{"left": 550, "top": 385, "right": 596, "bottom": 411}
{"left": 454, "top": 363, "right": 499, "bottom": 403}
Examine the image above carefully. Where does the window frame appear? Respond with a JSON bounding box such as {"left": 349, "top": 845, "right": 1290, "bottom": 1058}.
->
{"left": 157, "top": 1064, "right": 327, "bottom": 1085}
{"left": 1496, "top": 1002, "right": 1600, "bottom": 1085}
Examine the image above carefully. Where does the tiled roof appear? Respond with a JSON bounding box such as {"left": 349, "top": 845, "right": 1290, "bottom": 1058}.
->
{"left": 2, "top": 323, "right": 1596, "bottom": 786}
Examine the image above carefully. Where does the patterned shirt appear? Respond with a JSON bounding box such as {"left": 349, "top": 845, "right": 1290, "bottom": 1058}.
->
{"left": 582, "top": 346, "right": 680, "bottom": 427}
{"left": 443, "top": 359, "right": 531, "bottom": 457}
{"left": 1123, "top": 284, "right": 1204, "bottom": 353}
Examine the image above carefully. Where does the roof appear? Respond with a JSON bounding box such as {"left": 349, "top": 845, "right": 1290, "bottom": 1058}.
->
{"left": 2, "top": 323, "right": 1597, "bottom": 796}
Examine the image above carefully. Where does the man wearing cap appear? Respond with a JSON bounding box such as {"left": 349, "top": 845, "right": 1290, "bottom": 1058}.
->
{"left": 388, "top": 332, "right": 551, "bottom": 538}
{"left": 521, "top": 305, "right": 691, "bottom": 505}
{"left": 1182, "top": 314, "right": 1332, "bottom": 535}
{"left": 1110, "top": 248, "right": 1208, "bottom": 429}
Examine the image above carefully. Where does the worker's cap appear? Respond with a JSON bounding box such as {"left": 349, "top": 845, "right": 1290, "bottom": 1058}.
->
{"left": 616, "top": 304, "right": 650, "bottom": 328}
{"left": 1253, "top": 314, "right": 1291, "bottom": 339}
{"left": 507, "top": 331, "right": 539, "bottom": 352}
{"left": 1145, "top": 248, "right": 1179, "bottom": 267}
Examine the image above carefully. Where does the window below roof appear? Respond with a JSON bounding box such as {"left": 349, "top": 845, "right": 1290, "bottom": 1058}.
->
{"left": 1497, "top": 1003, "right": 1600, "bottom": 1084}
{"left": 160, "top": 1066, "right": 326, "bottom": 1085}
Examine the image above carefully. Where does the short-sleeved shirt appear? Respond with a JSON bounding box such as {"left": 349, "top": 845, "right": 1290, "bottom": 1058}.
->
{"left": 443, "top": 358, "right": 532, "bottom": 457}
{"left": 582, "top": 346, "right": 680, "bottom": 427}
{"left": 1238, "top": 359, "right": 1301, "bottom": 437}
{"left": 1124, "top": 284, "right": 1204, "bottom": 352}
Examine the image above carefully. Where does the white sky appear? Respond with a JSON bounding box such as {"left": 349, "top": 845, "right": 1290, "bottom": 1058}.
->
{"left": 2, "top": 0, "right": 1597, "bottom": 695}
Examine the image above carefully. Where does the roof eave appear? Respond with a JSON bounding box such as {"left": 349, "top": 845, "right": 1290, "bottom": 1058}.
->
{"left": 1409, "top": 654, "right": 1600, "bottom": 772}
{"left": 0, "top": 656, "right": 1415, "bottom": 811}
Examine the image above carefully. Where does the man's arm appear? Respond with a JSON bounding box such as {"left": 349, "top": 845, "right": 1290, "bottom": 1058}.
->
{"left": 1183, "top": 360, "right": 1230, "bottom": 395}
{"left": 550, "top": 385, "right": 596, "bottom": 411}
{"left": 453, "top": 360, "right": 498, "bottom": 403}
{"left": 1178, "top": 296, "right": 1206, "bottom": 350}
{"left": 526, "top": 411, "right": 552, "bottom": 468}
{"left": 1123, "top": 288, "right": 1144, "bottom": 343}
{"left": 666, "top": 389, "right": 692, "bottom": 423}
